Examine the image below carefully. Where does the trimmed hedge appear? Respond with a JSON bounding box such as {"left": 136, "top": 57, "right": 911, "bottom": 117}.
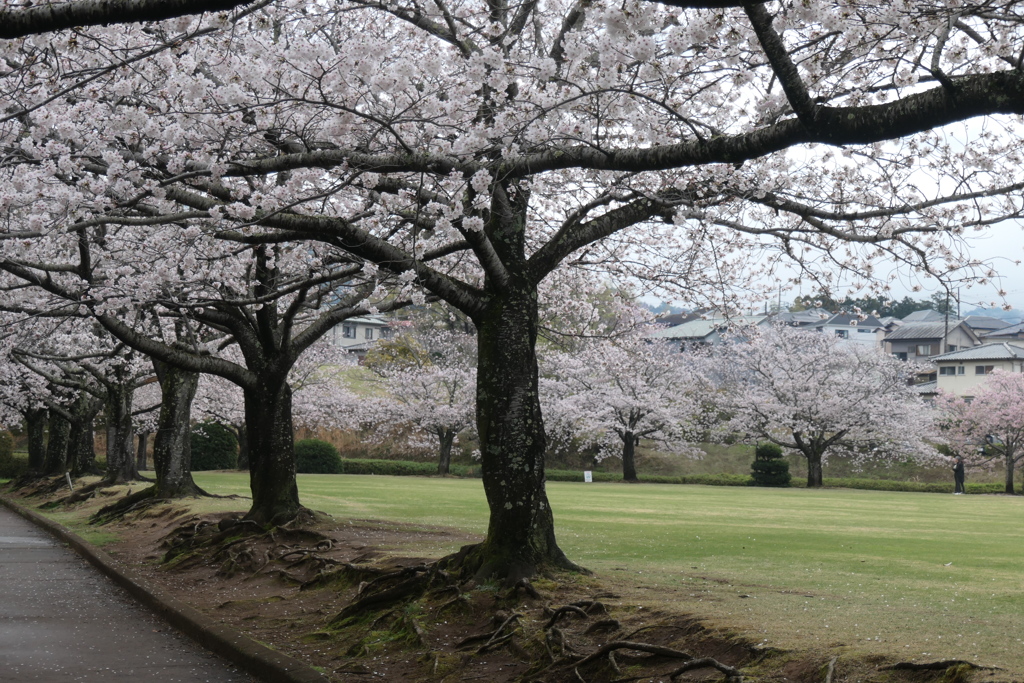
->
{"left": 816, "top": 477, "right": 1006, "bottom": 495}
{"left": 284, "top": 456, "right": 1013, "bottom": 496}
{"left": 334, "top": 458, "right": 478, "bottom": 477}
{"left": 295, "top": 439, "right": 343, "bottom": 474}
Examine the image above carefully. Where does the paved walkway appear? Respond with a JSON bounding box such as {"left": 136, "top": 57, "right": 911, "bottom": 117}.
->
{"left": 0, "top": 504, "right": 257, "bottom": 682}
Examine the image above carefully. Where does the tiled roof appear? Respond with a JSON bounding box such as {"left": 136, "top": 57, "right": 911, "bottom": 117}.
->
{"left": 982, "top": 321, "right": 1024, "bottom": 338}
{"left": 930, "top": 342, "right": 1024, "bottom": 362}
{"left": 647, "top": 316, "right": 767, "bottom": 340}
{"left": 902, "top": 310, "right": 951, "bottom": 323}
{"left": 884, "top": 322, "right": 957, "bottom": 341}
{"left": 963, "top": 315, "right": 1012, "bottom": 331}
{"left": 913, "top": 380, "right": 938, "bottom": 394}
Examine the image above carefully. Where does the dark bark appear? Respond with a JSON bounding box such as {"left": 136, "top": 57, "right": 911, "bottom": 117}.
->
{"left": 621, "top": 432, "right": 639, "bottom": 482}
{"left": 234, "top": 424, "right": 249, "bottom": 469}
{"left": 1004, "top": 452, "right": 1016, "bottom": 495}
{"left": 462, "top": 281, "right": 577, "bottom": 583}
{"left": 43, "top": 411, "right": 71, "bottom": 475}
{"left": 136, "top": 431, "right": 149, "bottom": 470}
{"left": 437, "top": 428, "right": 456, "bottom": 475}
{"left": 0, "top": 0, "right": 256, "bottom": 39}
{"left": 243, "top": 381, "right": 301, "bottom": 526}
{"left": 67, "top": 417, "right": 97, "bottom": 475}
{"left": 67, "top": 408, "right": 99, "bottom": 478}
{"left": 151, "top": 360, "right": 204, "bottom": 498}
{"left": 24, "top": 408, "right": 47, "bottom": 472}
{"left": 805, "top": 451, "right": 824, "bottom": 488}
{"left": 104, "top": 380, "right": 139, "bottom": 483}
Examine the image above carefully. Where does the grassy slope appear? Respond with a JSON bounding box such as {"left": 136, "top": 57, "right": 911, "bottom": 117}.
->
{"left": 191, "top": 472, "right": 1024, "bottom": 672}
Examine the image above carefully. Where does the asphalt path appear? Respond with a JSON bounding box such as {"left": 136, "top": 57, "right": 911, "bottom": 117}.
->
{"left": 0, "top": 504, "right": 257, "bottom": 682}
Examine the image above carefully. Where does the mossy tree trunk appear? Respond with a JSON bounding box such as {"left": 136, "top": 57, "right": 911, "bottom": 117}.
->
{"left": 136, "top": 431, "right": 149, "bottom": 470}
{"left": 43, "top": 410, "right": 71, "bottom": 475}
{"left": 462, "top": 280, "right": 576, "bottom": 583}
{"left": 436, "top": 428, "right": 456, "bottom": 475}
{"left": 151, "top": 360, "right": 204, "bottom": 498}
{"left": 104, "top": 380, "right": 139, "bottom": 484}
{"left": 243, "top": 379, "right": 300, "bottom": 526}
{"left": 67, "top": 395, "right": 101, "bottom": 477}
{"left": 621, "top": 431, "right": 639, "bottom": 482}
{"left": 24, "top": 407, "right": 47, "bottom": 472}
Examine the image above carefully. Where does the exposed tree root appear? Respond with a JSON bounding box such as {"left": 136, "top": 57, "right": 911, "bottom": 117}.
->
{"left": 565, "top": 640, "right": 694, "bottom": 669}
{"left": 880, "top": 660, "right": 1003, "bottom": 672}
{"left": 91, "top": 487, "right": 170, "bottom": 524}
{"left": 669, "top": 657, "right": 744, "bottom": 682}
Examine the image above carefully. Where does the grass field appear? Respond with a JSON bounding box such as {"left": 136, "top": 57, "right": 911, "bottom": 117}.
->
{"left": 187, "top": 473, "right": 1024, "bottom": 671}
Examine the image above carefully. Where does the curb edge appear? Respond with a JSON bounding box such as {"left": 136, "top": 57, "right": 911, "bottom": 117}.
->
{"left": 0, "top": 493, "right": 329, "bottom": 683}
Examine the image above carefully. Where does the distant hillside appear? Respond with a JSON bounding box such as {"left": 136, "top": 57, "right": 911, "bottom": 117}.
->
{"left": 962, "top": 306, "right": 1023, "bottom": 323}
{"left": 643, "top": 301, "right": 688, "bottom": 316}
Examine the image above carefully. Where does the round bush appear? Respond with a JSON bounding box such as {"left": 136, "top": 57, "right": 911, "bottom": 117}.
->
{"left": 751, "top": 442, "right": 791, "bottom": 487}
{"left": 190, "top": 422, "right": 238, "bottom": 471}
{"left": 295, "top": 438, "right": 342, "bottom": 474}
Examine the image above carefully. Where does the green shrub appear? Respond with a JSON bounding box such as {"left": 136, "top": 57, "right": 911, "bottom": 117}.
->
{"left": 0, "top": 433, "right": 27, "bottom": 479}
{"left": 751, "top": 442, "right": 791, "bottom": 487}
{"left": 190, "top": 422, "right": 238, "bottom": 471}
{"left": 295, "top": 439, "right": 343, "bottom": 474}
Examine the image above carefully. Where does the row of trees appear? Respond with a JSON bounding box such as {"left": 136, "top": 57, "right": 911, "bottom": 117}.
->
{"left": 4, "top": 0, "right": 1024, "bottom": 581}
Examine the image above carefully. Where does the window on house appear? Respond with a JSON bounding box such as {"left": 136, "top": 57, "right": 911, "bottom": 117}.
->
{"left": 835, "top": 329, "right": 848, "bottom": 339}
{"left": 380, "top": 328, "right": 392, "bottom": 339}
{"left": 895, "top": 352, "right": 908, "bottom": 361}
{"left": 975, "top": 365, "right": 994, "bottom": 375}
{"left": 959, "top": 366, "right": 965, "bottom": 375}
{"left": 365, "top": 327, "right": 374, "bottom": 340}
{"left": 946, "top": 345, "right": 958, "bottom": 352}
{"left": 916, "top": 344, "right": 933, "bottom": 355}
{"left": 939, "top": 367, "right": 956, "bottom": 376}
{"left": 342, "top": 324, "right": 356, "bottom": 339}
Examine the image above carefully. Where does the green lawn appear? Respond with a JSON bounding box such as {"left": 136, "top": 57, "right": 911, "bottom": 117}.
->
{"left": 192, "top": 472, "right": 1024, "bottom": 671}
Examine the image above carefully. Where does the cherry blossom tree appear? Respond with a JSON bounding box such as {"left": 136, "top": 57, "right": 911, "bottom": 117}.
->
{"left": 935, "top": 372, "right": 1024, "bottom": 495}
{"left": 5, "top": 1, "right": 1024, "bottom": 579}
{"left": 541, "top": 336, "right": 706, "bottom": 481}
{"left": 357, "top": 331, "right": 477, "bottom": 475}
{"left": 706, "top": 325, "right": 937, "bottom": 487}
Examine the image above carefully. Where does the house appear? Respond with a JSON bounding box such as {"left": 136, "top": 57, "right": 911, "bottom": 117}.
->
{"left": 814, "top": 313, "right": 886, "bottom": 348}
{"left": 962, "top": 315, "right": 1012, "bottom": 336}
{"left": 901, "top": 309, "right": 948, "bottom": 323}
{"left": 329, "top": 316, "right": 393, "bottom": 355}
{"left": 929, "top": 342, "right": 1024, "bottom": 398}
{"left": 647, "top": 315, "right": 770, "bottom": 349}
{"left": 883, "top": 321, "right": 981, "bottom": 362}
{"left": 981, "top": 321, "right": 1024, "bottom": 342}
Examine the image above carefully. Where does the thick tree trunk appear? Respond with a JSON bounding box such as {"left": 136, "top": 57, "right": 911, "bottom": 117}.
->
{"left": 67, "top": 415, "right": 98, "bottom": 477}
{"left": 1004, "top": 452, "right": 1016, "bottom": 495}
{"left": 25, "top": 408, "right": 47, "bottom": 472}
{"left": 243, "top": 381, "right": 301, "bottom": 526}
{"left": 461, "top": 283, "right": 577, "bottom": 583}
{"left": 104, "top": 381, "right": 139, "bottom": 483}
{"left": 622, "top": 432, "right": 639, "bottom": 482}
{"left": 235, "top": 424, "right": 249, "bottom": 470}
{"left": 136, "top": 431, "right": 149, "bottom": 470}
{"left": 806, "top": 451, "right": 824, "bottom": 488}
{"left": 151, "top": 361, "right": 203, "bottom": 498}
{"left": 43, "top": 411, "right": 71, "bottom": 475}
{"left": 437, "top": 428, "right": 455, "bottom": 475}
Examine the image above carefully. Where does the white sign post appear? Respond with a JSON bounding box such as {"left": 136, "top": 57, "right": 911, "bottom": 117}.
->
{"left": 583, "top": 470, "right": 593, "bottom": 483}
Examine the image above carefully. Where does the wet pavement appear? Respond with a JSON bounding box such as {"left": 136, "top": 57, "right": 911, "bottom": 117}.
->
{"left": 0, "top": 504, "right": 258, "bottom": 682}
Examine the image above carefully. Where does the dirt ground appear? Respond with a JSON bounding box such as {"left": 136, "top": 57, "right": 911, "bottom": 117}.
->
{"left": 6, "top": 481, "right": 1007, "bottom": 683}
